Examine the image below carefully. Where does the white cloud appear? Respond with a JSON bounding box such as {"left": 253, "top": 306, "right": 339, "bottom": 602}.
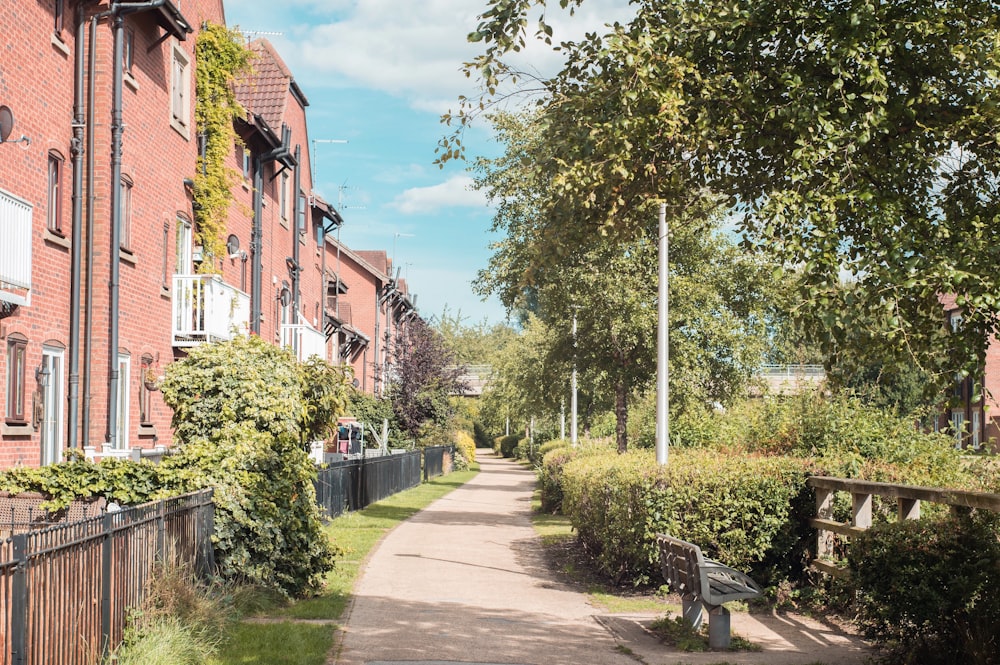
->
{"left": 229, "top": 0, "right": 635, "bottom": 113}
{"left": 390, "top": 175, "right": 486, "bottom": 214}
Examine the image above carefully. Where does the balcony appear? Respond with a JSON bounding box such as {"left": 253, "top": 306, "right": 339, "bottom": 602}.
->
{"left": 172, "top": 274, "right": 249, "bottom": 346}
{"left": 0, "top": 189, "right": 33, "bottom": 306}
{"left": 281, "top": 322, "right": 327, "bottom": 362}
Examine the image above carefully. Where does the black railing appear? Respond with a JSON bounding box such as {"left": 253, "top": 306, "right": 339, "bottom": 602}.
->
{"left": 423, "top": 445, "right": 454, "bottom": 481}
{"left": 314, "top": 450, "right": 422, "bottom": 520}
{"left": 0, "top": 489, "right": 214, "bottom": 665}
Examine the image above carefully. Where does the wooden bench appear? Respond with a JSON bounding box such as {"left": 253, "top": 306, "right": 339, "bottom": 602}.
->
{"left": 655, "top": 533, "right": 763, "bottom": 649}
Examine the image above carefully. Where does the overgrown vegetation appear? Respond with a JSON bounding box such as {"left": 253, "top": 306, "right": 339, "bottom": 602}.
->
{"left": 193, "top": 23, "right": 253, "bottom": 269}
{"left": 0, "top": 336, "right": 351, "bottom": 598}
{"left": 848, "top": 512, "right": 1000, "bottom": 665}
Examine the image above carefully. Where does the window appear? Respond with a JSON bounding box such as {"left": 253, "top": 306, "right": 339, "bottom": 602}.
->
{"left": 40, "top": 346, "right": 64, "bottom": 465}
{"left": 47, "top": 152, "right": 64, "bottom": 234}
{"left": 139, "top": 354, "right": 154, "bottom": 425}
{"left": 298, "top": 191, "right": 307, "bottom": 236}
{"left": 123, "top": 27, "right": 135, "bottom": 75}
{"left": 950, "top": 312, "right": 963, "bottom": 332}
{"left": 114, "top": 353, "right": 130, "bottom": 450}
{"left": 119, "top": 176, "right": 133, "bottom": 250}
{"left": 175, "top": 217, "right": 192, "bottom": 274}
{"left": 951, "top": 410, "right": 966, "bottom": 448}
{"left": 54, "top": 0, "right": 64, "bottom": 35}
{"left": 240, "top": 145, "right": 251, "bottom": 180}
{"left": 170, "top": 42, "right": 190, "bottom": 135}
{"left": 280, "top": 171, "right": 290, "bottom": 221}
{"left": 972, "top": 410, "right": 981, "bottom": 450}
{"left": 5, "top": 335, "right": 27, "bottom": 424}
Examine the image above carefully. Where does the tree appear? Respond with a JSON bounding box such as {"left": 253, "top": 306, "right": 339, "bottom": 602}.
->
{"left": 387, "top": 317, "right": 468, "bottom": 440}
{"left": 472, "top": 112, "right": 773, "bottom": 450}
{"left": 450, "top": 0, "right": 1000, "bottom": 390}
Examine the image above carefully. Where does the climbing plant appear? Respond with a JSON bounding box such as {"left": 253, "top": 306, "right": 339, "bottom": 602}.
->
{"left": 193, "top": 23, "right": 253, "bottom": 271}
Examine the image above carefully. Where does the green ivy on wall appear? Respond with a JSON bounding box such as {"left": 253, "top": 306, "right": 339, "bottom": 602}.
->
{"left": 193, "top": 23, "right": 253, "bottom": 272}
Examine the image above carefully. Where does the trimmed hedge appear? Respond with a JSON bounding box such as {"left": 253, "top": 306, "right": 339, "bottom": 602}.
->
{"left": 559, "top": 448, "right": 812, "bottom": 584}
{"left": 495, "top": 434, "right": 520, "bottom": 458}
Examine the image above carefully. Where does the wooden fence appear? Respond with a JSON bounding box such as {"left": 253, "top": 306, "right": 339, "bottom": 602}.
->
{"left": 808, "top": 476, "right": 1000, "bottom": 577}
{"left": 0, "top": 490, "right": 215, "bottom": 665}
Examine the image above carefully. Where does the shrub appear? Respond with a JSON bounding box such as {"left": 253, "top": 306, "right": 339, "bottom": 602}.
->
{"left": 299, "top": 357, "right": 353, "bottom": 445}
{"left": 560, "top": 448, "right": 810, "bottom": 585}
{"left": 495, "top": 434, "right": 519, "bottom": 458}
{"left": 451, "top": 430, "right": 477, "bottom": 470}
{"left": 848, "top": 511, "right": 1000, "bottom": 664}
{"left": 159, "top": 335, "right": 337, "bottom": 597}
{"left": 536, "top": 440, "right": 607, "bottom": 513}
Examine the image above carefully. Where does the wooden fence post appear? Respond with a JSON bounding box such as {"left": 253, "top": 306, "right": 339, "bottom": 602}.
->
{"left": 815, "top": 487, "right": 835, "bottom": 560}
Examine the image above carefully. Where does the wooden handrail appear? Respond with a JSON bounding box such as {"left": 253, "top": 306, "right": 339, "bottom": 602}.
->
{"left": 807, "top": 476, "right": 1000, "bottom": 577}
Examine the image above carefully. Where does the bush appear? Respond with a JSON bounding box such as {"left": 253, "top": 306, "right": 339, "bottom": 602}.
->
{"left": 848, "top": 512, "right": 1000, "bottom": 664}
{"left": 536, "top": 440, "right": 606, "bottom": 513}
{"left": 159, "top": 335, "right": 337, "bottom": 597}
{"left": 451, "top": 430, "right": 477, "bottom": 470}
{"left": 559, "top": 448, "right": 811, "bottom": 585}
{"left": 495, "top": 434, "right": 519, "bottom": 458}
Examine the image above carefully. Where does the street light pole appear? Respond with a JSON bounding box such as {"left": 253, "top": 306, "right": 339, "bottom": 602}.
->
{"left": 656, "top": 203, "right": 669, "bottom": 465}
{"left": 571, "top": 308, "right": 579, "bottom": 447}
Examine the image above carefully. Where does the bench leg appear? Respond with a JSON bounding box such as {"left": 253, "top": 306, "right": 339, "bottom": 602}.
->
{"left": 681, "top": 593, "right": 703, "bottom": 630}
{"left": 707, "top": 605, "right": 731, "bottom": 650}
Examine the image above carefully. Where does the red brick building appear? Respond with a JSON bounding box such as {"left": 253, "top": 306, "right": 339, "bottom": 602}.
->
{"left": 0, "top": 2, "right": 418, "bottom": 469}
{"left": 937, "top": 294, "right": 1000, "bottom": 451}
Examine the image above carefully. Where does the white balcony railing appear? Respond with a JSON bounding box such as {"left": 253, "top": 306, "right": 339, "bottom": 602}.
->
{"left": 281, "top": 322, "right": 328, "bottom": 362}
{"left": 0, "top": 189, "right": 33, "bottom": 306}
{"left": 172, "top": 274, "right": 250, "bottom": 346}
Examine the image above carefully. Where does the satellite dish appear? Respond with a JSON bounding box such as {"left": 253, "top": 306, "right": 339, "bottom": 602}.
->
{"left": 0, "top": 106, "right": 13, "bottom": 143}
{"left": 226, "top": 234, "right": 240, "bottom": 257}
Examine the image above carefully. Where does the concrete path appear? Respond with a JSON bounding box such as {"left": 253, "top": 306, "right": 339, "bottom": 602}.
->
{"left": 331, "top": 450, "right": 872, "bottom": 665}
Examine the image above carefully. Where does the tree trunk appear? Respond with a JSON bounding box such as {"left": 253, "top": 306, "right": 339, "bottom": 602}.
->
{"left": 615, "top": 379, "right": 628, "bottom": 453}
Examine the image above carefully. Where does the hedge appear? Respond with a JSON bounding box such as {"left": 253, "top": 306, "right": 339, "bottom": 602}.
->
{"left": 559, "top": 448, "right": 812, "bottom": 584}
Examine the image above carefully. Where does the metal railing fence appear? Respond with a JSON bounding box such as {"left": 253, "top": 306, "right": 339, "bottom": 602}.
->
{"left": 314, "top": 451, "right": 424, "bottom": 520}
{"left": 422, "top": 445, "right": 455, "bottom": 481}
{"left": 0, "top": 490, "right": 214, "bottom": 665}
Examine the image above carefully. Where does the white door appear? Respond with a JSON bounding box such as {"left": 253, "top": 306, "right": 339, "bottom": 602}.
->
{"left": 40, "top": 347, "right": 64, "bottom": 465}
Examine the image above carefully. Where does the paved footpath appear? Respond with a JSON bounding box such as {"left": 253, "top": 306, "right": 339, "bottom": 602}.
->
{"left": 331, "top": 450, "right": 872, "bottom": 665}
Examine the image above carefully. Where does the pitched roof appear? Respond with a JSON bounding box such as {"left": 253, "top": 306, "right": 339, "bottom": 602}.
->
{"left": 234, "top": 39, "right": 308, "bottom": 132}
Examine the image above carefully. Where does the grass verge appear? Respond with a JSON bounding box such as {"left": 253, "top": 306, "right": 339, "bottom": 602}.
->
{"left": 208, "top": 465, "right": 479, "bottom": 665}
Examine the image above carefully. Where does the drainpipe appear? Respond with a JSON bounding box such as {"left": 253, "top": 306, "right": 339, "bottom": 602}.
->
{"left": 67, "top": 2, "right": 88, "bottom": 450}
{"left": 373, "top": 285, "right": 381, "bottom": 396}
{"left": 251, "top": 152, "right": 264, "bottom": 335}
{"left": 106, "top": 0, "right": 168, "bottom": 447}
{"left": 291, "top": 145, "right": 301, "bottom": 326}
{"left": 251, "top": 137, "right": 292, "bottom": 335}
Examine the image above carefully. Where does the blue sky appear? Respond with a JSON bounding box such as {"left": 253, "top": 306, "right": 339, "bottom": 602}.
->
{"left": 225, "top": 0, "right": 634, "bottom": 327}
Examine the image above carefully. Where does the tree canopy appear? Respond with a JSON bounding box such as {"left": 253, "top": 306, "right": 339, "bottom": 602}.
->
{"left": 446, "top": 0, "right": 1000, "bottom": 387}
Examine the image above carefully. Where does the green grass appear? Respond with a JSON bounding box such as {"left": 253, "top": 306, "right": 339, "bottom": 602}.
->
{"left": 206, "top": 622, "right": 334, "bottom": 665}
{"left": 209, "top": 465, "right": 479, "bottom": 664}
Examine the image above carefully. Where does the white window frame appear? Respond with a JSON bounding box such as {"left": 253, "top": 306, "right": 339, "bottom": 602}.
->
{"left": 114, "top": 353, "right": 131, "bottom": 451}
{"left": 170, "top": 41, "right": 190, "bottom": 137}
{"left": 47, "top": 152, "right": 64, "bottom": 235}
{"left": 175, "top": 217, "right": 193, "bottom": 275}
{"left": 40, "top": 346, "right": 64, "bottom": 466}
{"left": 972, "top": 409, "right": 981, "bottom": 450}
{"left": 951, "top": 409, "right": 965, "bottom": 448}
{"left": 119, "top": 176, "right": 133, "bottom": 250}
